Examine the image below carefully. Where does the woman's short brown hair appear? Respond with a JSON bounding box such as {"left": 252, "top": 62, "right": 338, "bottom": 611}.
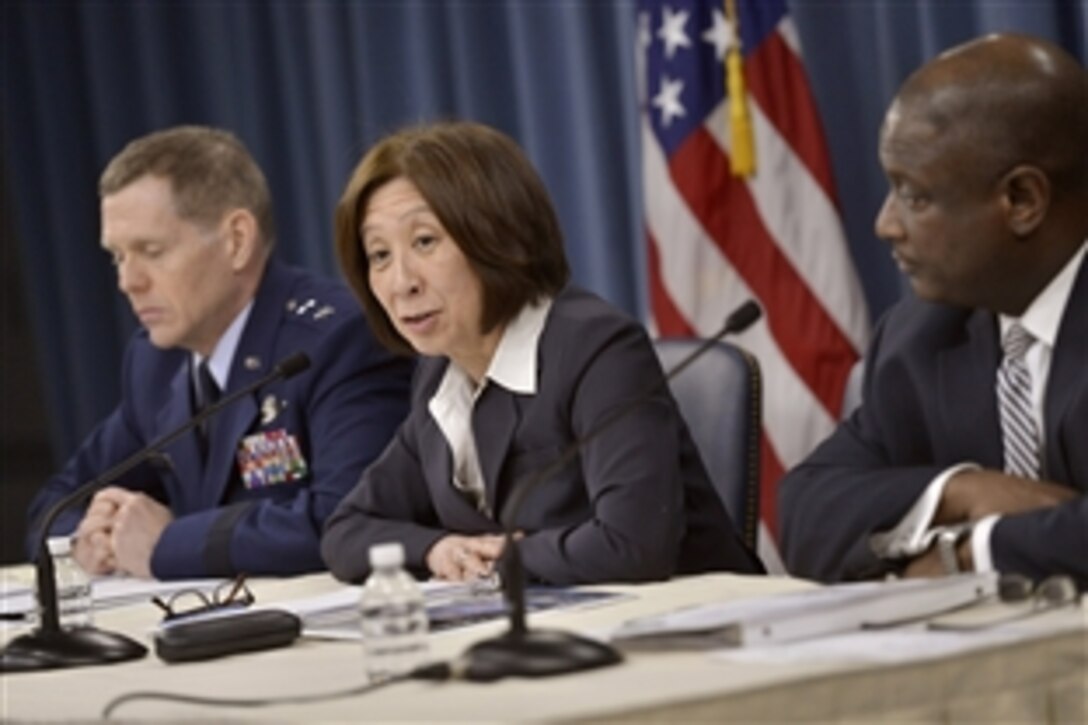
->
{"left": 335, "top": 121, "right": 570, "bottom": 356}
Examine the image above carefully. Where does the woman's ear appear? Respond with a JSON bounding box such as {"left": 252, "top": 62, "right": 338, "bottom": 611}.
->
{"left": 1000, "top": 165, "right": 1050, "bottom": 238}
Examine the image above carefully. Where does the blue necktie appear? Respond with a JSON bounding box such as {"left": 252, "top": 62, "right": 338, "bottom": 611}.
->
{"left": 193, "top": 360, "right": 220, "bottom": 457}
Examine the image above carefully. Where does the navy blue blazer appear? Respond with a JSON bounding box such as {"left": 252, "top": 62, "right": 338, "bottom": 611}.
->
{"left": 322, "top": 286, "right": 763, "bottom": 585}
{"left": 780, "top": 257, "right": 1088, "bottom": 587}
{"left": 28, "top": 260, "right": 414, "bottom": 578}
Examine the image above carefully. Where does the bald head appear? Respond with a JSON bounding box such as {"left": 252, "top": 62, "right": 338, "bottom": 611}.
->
{"left": 876, "top": 35, "right": 1086, "bottom": 315}
{"left": 892, "top": 33, "right": 1087, "bottom": 196}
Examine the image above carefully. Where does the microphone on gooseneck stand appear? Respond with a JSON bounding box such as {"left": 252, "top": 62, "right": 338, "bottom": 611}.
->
{"left": 451, "top": 301, "right": 762, "bottom": 682}
{"left": 0, "top": 352, "right": 311, "bottom": 674}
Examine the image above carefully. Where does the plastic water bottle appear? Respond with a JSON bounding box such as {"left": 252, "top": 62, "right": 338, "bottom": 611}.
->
{"left": 359, "top": 542, "right": 430, "bottom": 682}
{"left": 46, "top": 536, "right": 93, "bottom": 629}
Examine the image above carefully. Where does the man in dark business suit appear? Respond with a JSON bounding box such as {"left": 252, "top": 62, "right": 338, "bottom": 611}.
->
{"left": 28, "top": 126, "right": 413, "bottom": 579}
{"left": 779, "top": 34, "right": 1088, "bottom": 587}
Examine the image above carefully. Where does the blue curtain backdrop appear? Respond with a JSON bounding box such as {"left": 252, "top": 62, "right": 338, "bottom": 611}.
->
{"left": 3, "top": 0, "right": 1086, "bottom": 463}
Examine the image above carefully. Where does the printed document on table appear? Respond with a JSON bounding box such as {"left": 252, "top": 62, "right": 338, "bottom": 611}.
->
{"left": 712, "top": 605, "right": 1084, "bottom": 665}
{"left": 609, "top": 572, "right": 998, "bottom": 649}
{"left": 280, "top": 579, "right": 624, "bottom": 640}
{"left": 1, "top": 575, "right": 227, "bottom": 619}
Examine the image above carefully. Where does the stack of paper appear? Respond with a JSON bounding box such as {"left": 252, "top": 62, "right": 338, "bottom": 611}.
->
{"left": 1, "top": 576, "right": 227, "bottom": 621}
{"left": 278, "top": 580, "right": 622, "bottom": 640}
{"left": 610, "top": 572, "right": 998, "bottom": 649}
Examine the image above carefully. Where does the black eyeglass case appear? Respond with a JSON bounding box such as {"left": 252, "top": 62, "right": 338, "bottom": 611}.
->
{"left": 154, "top": 609, "right": 301, "bottom": 663}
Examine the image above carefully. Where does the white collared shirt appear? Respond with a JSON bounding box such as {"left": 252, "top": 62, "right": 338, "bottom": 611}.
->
{"left": 994, "top": 242, "right": 1087, "bottom": 458}
{"left": 428, "top": 298, "right": 553, "bottom": 516}
{"left": 190, "top": 301, "right": 255, "bottom": 393}
{"left": 871, "top": 241, "right": 1087, "bottom": 570}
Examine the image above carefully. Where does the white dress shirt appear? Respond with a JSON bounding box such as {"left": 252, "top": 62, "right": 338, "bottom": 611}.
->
{"left": 190, "top": 300, "right": 254, "bottom": 392}
{"left": 428, "top": 298, "right": 553, "bottom": 517}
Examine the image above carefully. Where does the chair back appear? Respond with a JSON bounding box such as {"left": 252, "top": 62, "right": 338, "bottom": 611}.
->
{"left": 653, "top": 338, "right": 761, "bottom": 550}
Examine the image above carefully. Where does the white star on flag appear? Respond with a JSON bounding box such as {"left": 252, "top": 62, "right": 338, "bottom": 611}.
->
{"left": 657, "top": 5, "right": 691, "bottom": 59}
{"left": 702, "top": 8, "right": 732, "bottom": 61}
{"left": 652, "top": 74, "right": 685, "bottom": 126}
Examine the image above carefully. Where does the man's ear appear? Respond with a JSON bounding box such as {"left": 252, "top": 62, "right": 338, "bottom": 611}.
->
{"left": 1000, "top": 165, "right": 1049, "bottom": 238}
{"left": 222, "top": 209, "right": 262, "bottom": 271}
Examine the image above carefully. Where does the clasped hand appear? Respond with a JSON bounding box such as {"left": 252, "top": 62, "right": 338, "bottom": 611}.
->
{"left": 937, "top": 469, "right": 1077, "bottom": 523}
{"left": 72, "top": 486, "right": 173, "bottom": 579}
{"left": 426, "top": 533, "right": 508, "bottom": 582}
{"left": 904, "top": 469, "right": 1077, "bottom": 578}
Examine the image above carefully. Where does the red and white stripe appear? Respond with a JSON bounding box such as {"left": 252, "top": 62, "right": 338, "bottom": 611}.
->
{"left": 643, "top": 17, "right": 868, "bottom": 570}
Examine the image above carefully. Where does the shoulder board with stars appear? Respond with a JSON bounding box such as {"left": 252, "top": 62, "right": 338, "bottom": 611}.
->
{"left": 285, "top": 297, "right": 337, "bottom": 323}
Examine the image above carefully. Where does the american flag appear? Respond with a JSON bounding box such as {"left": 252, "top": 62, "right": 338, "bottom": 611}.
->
{"left": 638, "top": 0, "right": 869, "bottom": 569}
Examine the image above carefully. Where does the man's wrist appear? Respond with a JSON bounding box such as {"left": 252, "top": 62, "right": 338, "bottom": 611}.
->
{"left": 956, "top": 535, "right": 974, "bottom": 571}
{"left": 934, "top": 465, "right": 981, "bottom": 524}
{"left": 936, "top": 524, "right": 973, "bottom": 574}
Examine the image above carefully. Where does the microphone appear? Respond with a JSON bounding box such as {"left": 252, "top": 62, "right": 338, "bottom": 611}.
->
{"left": 0, "top": 352, "right": 311, "bottom": 674}
{"left": 456, "top": 301, "right": 762, "bottom": 682}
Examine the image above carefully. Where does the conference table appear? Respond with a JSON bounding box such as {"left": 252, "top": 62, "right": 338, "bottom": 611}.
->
{"left": 2, "top": 569, "right": 1085, "bottom": 721}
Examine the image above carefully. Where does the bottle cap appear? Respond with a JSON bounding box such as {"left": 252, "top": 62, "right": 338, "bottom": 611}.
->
{"left": 368, "top": 542, "right": 406, "bottom": 569}
{"left": 47, "top": 536, "right": 73, "bottom": 556}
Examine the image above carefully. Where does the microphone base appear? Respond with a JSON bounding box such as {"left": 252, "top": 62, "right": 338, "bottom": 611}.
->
{"left": 0, "top": 625, "right": 148, "bottom": 673}
{"left": 461, "top": 627, "right": 622, "bottom": 682}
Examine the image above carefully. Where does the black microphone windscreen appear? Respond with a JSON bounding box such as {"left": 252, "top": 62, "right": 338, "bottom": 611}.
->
{"left": 274, "top": 353, "right": 311, "bottom": 379}
{"left": 724, "top": 301, "right": 762, "bottom": 335}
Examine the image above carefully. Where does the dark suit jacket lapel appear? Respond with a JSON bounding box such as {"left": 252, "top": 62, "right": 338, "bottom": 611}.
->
{"left": 158, "top": 364, "right": 205, "bottom": 514}
{"left": 938, "top": 309, "right": 1003, "bottom": 469}
{"left": 473, "top": 384, "right": 517, "bottom": 519}
{"left": 419, "top": 413, "right": 492, "bottom": 529}
{"left": 1045, "top": 255, "right": 1088, "bottom": 480}
{"left": 203, "top": 395, "right": 258, "bottom": 504}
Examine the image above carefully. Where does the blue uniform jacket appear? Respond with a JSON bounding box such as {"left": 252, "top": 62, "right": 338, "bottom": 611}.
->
{"left": 28, "top": 260, "right": 413, "bottom": 578}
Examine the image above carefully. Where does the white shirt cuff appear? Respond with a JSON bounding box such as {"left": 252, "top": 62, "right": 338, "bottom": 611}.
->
{"left": 870, "top": 462, "right": 981, "bottom": 559}
{"left": 970, "top": 514, "right": 1000, "bottom": 573}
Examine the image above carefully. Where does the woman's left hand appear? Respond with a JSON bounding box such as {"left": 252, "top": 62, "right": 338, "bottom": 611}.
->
{"left": 426, "top": 534, "right": 507, "bottom": 581}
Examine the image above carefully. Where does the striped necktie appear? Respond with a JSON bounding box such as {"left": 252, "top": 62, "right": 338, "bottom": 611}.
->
{"left": 996, "top": 324, "right": 1040, "bottom": 479}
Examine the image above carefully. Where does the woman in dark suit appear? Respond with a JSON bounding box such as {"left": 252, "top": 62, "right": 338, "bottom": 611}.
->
{"left": 322, "top": 121, "right": 762, "bottom": 585}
